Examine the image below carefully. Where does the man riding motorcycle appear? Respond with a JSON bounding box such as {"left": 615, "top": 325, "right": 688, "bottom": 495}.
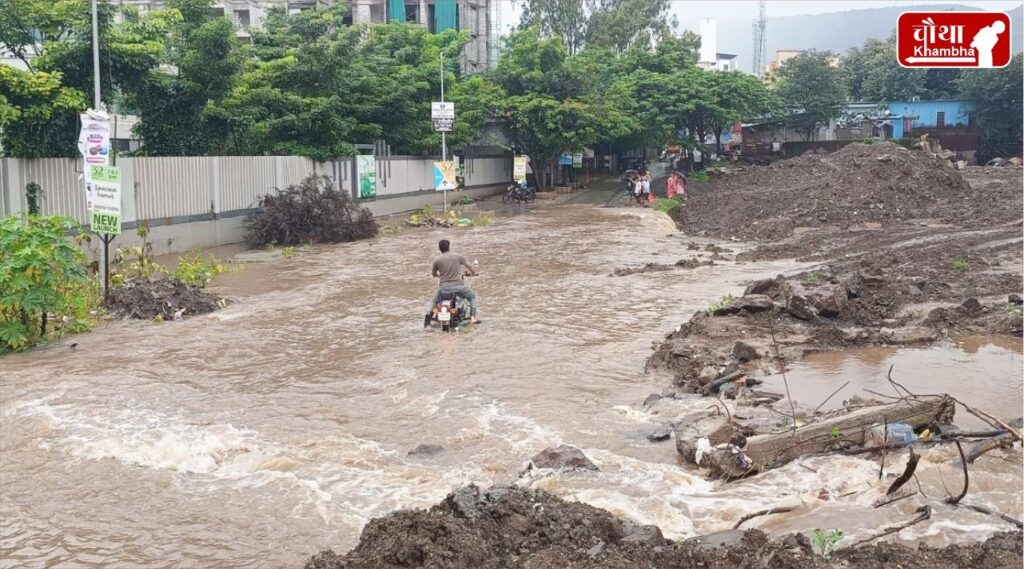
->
{"left": 424, "top": 239, "right": 481, "bottom": 327}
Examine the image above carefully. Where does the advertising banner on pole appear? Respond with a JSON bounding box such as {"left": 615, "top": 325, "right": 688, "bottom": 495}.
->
{"left": 558, "top": 153, "right": 573, "bottom": 166}
{"left": 78, "top": 112, "right": 111, "bottom": 167}
{"left": 572, "top": 152, "right": 583, "bottom": 168}
{"left": 357, "top": 155, "right": 376, "bottom": 198}
{"left": 87, "top": 165, "right": 122, "bottom": 234}
{"left": 434, "top": 161, "right": 457, "bottom": 191}
{"left": 431, "top": 101, "right": 454, "bottom": 132}
{"left": 513, "top": 155, "right": 528, "bottom": 182}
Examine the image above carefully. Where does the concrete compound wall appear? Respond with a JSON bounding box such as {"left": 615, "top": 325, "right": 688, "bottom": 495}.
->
{"left": 1, "top": 154, "right": 510, "bottom": 256}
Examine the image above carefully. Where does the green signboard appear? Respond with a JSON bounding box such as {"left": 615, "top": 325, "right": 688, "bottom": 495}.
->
{"left": 86, "top": 164, "right": 122, "bottom": 235}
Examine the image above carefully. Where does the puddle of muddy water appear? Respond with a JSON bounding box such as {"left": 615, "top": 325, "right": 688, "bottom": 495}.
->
{"left": 762, "top": 336, "right": 1023, "bottom": 429}
{"left": 0, "top": 197, "right": 1020, "bottom": 568}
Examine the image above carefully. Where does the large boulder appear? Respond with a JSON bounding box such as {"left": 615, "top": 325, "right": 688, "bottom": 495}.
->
{"left": 711, "top": 294, "right": 774, "bottom": 316}
{"left": 528, "top": 445, "right": 599, "bottom": 471}
{"left": 675, "top": 414, "right": 734, "bottom": 463}
{"left": 785, "top": 282, "right": 847, "bottom": 318}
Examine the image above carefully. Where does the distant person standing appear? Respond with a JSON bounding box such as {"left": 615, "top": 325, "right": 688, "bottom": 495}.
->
{"left": 666, "top": 173, "right": 678, "bottom": 199}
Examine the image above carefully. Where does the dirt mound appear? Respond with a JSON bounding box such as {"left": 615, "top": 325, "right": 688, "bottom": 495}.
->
{"left": 106, "top": 278, "right": 223, "bottom": 320}
{"left": 305, "top": 485, "right": 1022, "bottom": 569}
{"left": 675, "top": 142, "right": 1006, "bottom": 241}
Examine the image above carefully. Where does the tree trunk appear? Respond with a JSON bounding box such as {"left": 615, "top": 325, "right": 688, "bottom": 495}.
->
{"left": 699, "top": 395, "right": 955, "bottom": 479}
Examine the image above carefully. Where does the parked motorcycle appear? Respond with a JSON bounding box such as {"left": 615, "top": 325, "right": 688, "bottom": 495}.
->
{"left": 502, "top": 181, "right": 535, "bottom": 205}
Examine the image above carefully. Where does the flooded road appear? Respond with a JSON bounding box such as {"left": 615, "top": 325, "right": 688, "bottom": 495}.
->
{"left": 2, "top": 194, "right": 1021, "bottom": 568}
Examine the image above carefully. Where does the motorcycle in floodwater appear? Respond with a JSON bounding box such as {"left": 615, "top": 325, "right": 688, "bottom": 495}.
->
{"left": 426, "top": 270, "right": 478, "bottom": 333}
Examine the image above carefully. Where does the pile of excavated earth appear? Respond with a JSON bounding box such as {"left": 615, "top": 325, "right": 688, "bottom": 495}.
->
{"left": 304, "top": 142, "right": 1023, "bottom": 568}
{"left": 306, "top": 485, "right": 1022, "bottom": 569}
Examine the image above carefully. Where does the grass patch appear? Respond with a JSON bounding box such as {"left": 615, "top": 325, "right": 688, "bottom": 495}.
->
{"left": 705, "top": 294, "right": 736, "bottom": 314}
{"left": 653, "top": 197, "right": 682, "bottom": 213}
{"left": 690, "top": 170, "right": 710, "bottom": 183}
{"left": 952, "top": 259, "right": 969, "bottom": 271}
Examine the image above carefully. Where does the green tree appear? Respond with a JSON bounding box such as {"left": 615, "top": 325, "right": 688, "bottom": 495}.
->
{"left": 0, "top": 66, "right": 87, "bottom": 157}
{"left": 125, "top": 1, "right": 241, "bottom": 155}
{"left": 519, "top": 0, "right": 588, "bottom": 55}
{"left": 0, "top": 0, "right": 162, "bottom": 156}
{"left": 842, "top": 33, "right": 960, "bottom": 102}
{"left": 586, "top": 0, "right": 675, "bottom": 54}
{"left": 775, "top": 50, "right": 847, "bottom": 140}
{"left": 957, "top": 53, "right": 1023, "bottom": 161}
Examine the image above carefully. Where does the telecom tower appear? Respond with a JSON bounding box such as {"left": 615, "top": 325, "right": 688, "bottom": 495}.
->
{"left": 752, "top": 0, "right": 767, "bottom": 77}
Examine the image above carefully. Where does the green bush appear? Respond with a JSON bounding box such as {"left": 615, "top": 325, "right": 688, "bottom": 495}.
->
{"left": 0, "top": 215, "right": 98, "bottom": 352}
{"left": 653, "top": 197, "right": 682, "bottom": 213}
{"left": 174, "top": 249, "right": 227, "bottom": 286}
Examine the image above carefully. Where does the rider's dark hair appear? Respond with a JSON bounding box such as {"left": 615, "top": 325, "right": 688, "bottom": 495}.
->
{"left": 439, "top": 239, "right": 450, "bottom": 253}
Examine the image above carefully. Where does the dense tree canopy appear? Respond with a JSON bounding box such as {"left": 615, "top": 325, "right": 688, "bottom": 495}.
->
{"left": 774, "top": 50, "right": 847, "bottom": 140}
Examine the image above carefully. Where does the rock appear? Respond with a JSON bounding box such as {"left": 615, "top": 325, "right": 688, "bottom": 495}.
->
{"left": 732, "top": 341, "right": 760, "bottom": 362}
{"left": 647, "top": 425, "right": 673, "bottom": 442}
{"left": 529, "top": 445, "right": 599, "bottom": 471}
{"left": 1009, "top": 157, "right": 1023, "bottom": 167}
{"left": 880, "top": 326, "right": 939, "bottom": 344}
{"left": 744, "top": 278, "right": 781, "bottom": 296}
{"left": 675, "top": 414, "right": 733, "bottom": 463}
{"left": 987, "top": 157, "right": 1007, "bottom": 167}
{"left": 959, "top": 298, "right": 983, "bottom": 315}
{"left": 787, "top": 293, "right": 819, "bottom": 320}
{"left": 587, "top": 541, "right": 605, "bottom": 559}
{"left": 661, "top": 387, "right": 678, "bottom": 399}
{"left": 642, "top": 393, "right": 662, "bottom": 408}
{"left": 684, "top": 529, "right": 747, "bottom": 550}
{"left": 844, "top": 273, "right": 864, "bottom": 299}
{"left": 444, "top": 485, "right": 487, "bottom": 519}
{"left": 862, "top": 272, "right": 885, "bottom": 284}
{"left": 1009, "top": 293, "right": 1022, "bottom": 306}
{"left": 782, "top": 533, "right": 813, "bottom": 554}
{"left": 407, "top": 444, "right": 445, "bottom": 458}
{"left": 712, "top": 294, "right": 774, "bottom": 316}
{"left": 621, "top": 522, "right": 666, "bottom": 546}
{"left": 805, "top": 283, "right": 848, "bottom": 317}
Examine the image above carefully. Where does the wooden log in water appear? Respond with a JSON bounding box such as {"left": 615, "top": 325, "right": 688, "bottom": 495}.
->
{"left": 702, "top": 395, "right": 955, "bottom": 479}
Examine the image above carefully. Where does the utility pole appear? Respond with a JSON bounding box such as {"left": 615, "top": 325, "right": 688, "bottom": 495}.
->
{"left": 440, "top": 49, "right": 448, "bottom": 212}
{"left": 91, "top": 0, "right": 101, "bottom": 109}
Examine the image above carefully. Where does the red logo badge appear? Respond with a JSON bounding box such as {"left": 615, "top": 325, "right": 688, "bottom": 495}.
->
{"left": 897, "top": 11, "right": 1011, "bottom": 68}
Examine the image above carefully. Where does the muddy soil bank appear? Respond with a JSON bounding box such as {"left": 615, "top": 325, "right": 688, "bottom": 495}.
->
{"left": 306, "top": 485, "right": 1023, "bottom": 569}
{"left": 654, "top": 143, "right": 1023, "bottom": 391}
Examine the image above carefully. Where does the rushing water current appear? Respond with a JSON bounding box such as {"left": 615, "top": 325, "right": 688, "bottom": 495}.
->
{"left": 2, "top": 193, "right": 1021, "bottom": 568}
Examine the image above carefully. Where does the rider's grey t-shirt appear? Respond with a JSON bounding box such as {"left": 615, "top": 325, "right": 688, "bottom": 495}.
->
{"left": 432, "top": 253, "right": 467, "bottom": 288}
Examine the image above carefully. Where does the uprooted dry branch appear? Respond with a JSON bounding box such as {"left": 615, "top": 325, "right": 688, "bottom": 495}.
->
{"left": 946, "top": 439, "right": 969, "bottom": 505}
{"left": 732, "top": 506, "right": 798, "bottom": 529}
{"left": 852, "top": 505, "right": 932, "bottom": 546}
{"left": 885, "top": 448, "right": 920, "bottom": 496}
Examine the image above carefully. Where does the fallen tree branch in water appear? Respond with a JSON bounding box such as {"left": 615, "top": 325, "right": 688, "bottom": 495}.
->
{"left": 852, "top": 505, "right": 932, "bottom": 546}
{"left": 874, "top": 490, "right": 917, "bottom": 508}
{"left": 964, "top": 432, "right": 1017, "bottom": 464}
{"left": 732, "top": 506, "right": 797, "bottom": 529}
{"left": 813, "top": 381, "right": 850, "bottom": 414}
{"left": 885, "top": 448, "right": 919, "bottom": 496}
{"left": 958, "top": 503, "right": 1024, "bottom": 529}
{"left": 945, "top": 439, "right": 969, "bottom": 505}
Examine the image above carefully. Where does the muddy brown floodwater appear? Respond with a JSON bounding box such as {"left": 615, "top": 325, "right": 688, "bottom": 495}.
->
{"left": 1, "top": 194, "right": 1020, "bottom": 568}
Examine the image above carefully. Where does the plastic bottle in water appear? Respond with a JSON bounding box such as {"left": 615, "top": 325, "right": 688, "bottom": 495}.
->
{"left": 884, "top": 423, "right": 916, "bottom": 444}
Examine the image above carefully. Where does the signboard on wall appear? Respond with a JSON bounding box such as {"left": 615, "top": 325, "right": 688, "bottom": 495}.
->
{"left": 357, "top": 155, "right": 376, "bottom": 198}
{"left": 572, "top": 152, "right": 583, "bottom": 168}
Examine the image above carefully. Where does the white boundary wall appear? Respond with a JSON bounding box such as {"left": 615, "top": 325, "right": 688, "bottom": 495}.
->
{"left": 1, "top": 154, "right": 510, "bottom": 255}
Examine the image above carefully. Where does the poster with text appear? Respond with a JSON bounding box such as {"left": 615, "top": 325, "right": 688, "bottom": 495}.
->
{"left": 357, "top": 155, "right": 376, "bottom": 198}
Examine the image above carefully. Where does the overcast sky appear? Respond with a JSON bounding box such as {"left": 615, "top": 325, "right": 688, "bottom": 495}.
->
{"left": 496, "top": 0, "right": 1024, "bottom": 34}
